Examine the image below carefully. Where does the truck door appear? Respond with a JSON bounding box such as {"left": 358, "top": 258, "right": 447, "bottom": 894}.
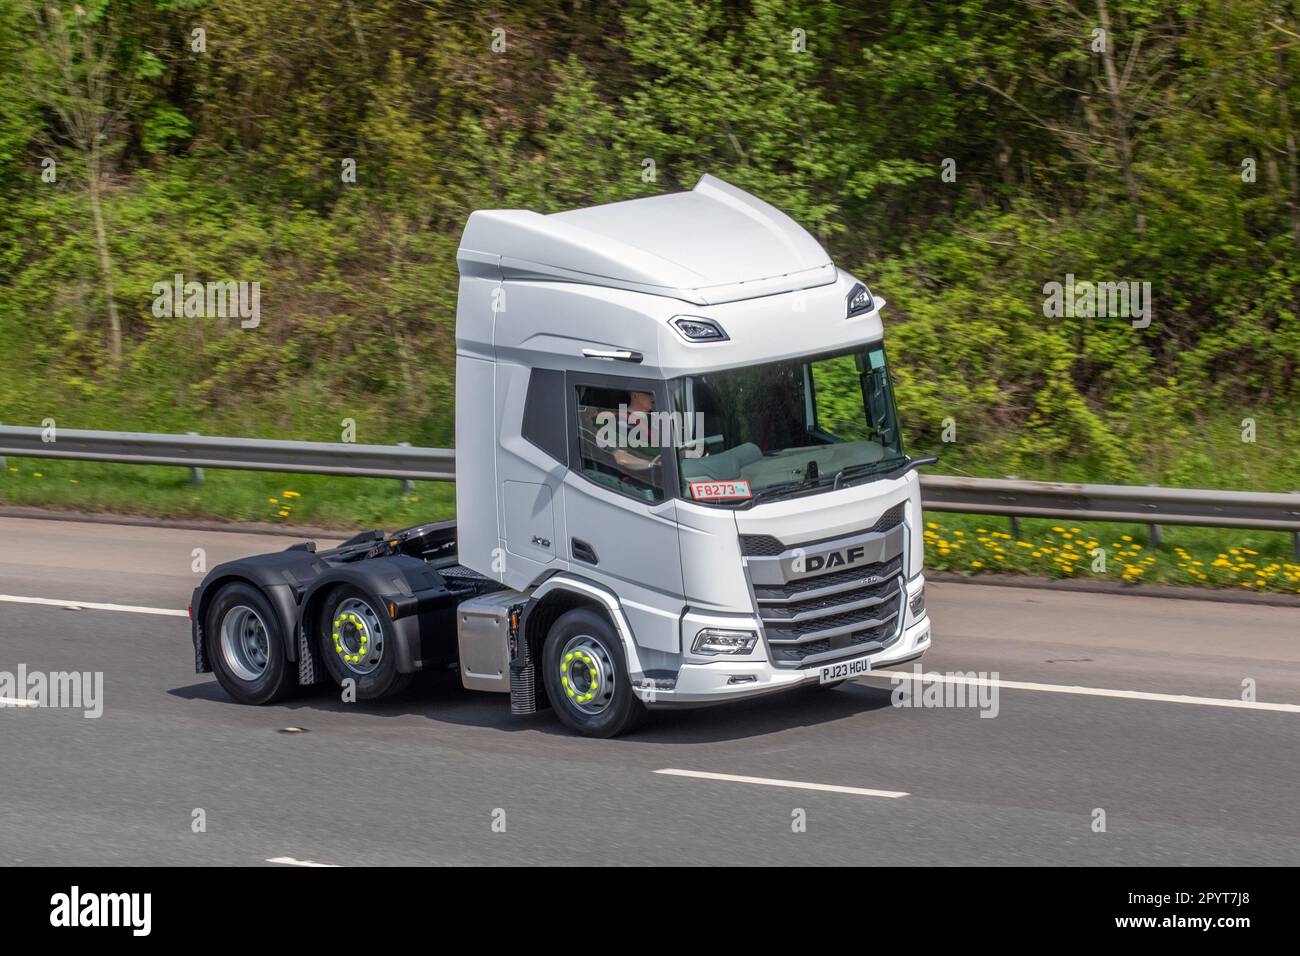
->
{"left": 562, "top": 371, "right": 685, "bottom": 654}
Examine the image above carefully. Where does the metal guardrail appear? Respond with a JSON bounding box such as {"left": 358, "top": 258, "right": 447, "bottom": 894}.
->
{"left": 0, "top": 426, "right": 455, "bottom": 482}
{"left": 2, "top": 426, "right": 1298, "bottom": 550}
{"left": 920, "top": 475, "right": 1300, "bottom": 533}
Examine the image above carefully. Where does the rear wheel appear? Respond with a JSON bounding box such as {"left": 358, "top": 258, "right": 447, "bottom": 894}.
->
{"left": 206, "top": 582, "right": 295, "bottom": 704}
{"left": 541, "top": 608, "right": 646, "bottom": 738}
{"left": 317, "top": 585, "right": 412, "bottom": 699}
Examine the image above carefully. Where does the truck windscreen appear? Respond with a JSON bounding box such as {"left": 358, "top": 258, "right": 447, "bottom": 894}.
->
{"left": 671, "top": 345, "right": 906, "bottom": 504}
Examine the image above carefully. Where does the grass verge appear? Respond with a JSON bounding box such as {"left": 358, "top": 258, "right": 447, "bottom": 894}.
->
{"left": 923, "top": 513, "right": 1300, "bottom": 595}
{"left": 1, "top": 458, "right": 454, "bottom": 529}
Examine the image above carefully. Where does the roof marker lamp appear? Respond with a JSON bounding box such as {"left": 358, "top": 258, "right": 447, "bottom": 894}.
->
{"left": 846, "top": 283, "right": 875, "bottom": 318}
{"left": 692, "top": 628, "right": 758, "bottom": 655}
{"left": 671, "top": 316, "right": 729, "bottom": 342}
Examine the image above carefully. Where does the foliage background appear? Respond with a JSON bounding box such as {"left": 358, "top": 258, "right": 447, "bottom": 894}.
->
{"left": 1, "top": 0, "right": 1297, "bottom": 493}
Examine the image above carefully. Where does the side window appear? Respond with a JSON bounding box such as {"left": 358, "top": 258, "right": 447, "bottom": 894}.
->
{"left": 521, "top": 368, "right": 567, "bottom": 462}
{"left": 573, "top": 383, "right": 666, "bottom": 503}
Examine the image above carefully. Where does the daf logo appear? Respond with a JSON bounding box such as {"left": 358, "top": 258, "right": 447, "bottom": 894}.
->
{"left": 803, "top": 545, "right": 869, "bottom": 574}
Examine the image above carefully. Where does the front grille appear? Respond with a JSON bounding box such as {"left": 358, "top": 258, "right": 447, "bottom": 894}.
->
{"left": 754, "top": 552, "right": 905, "bottom": 667}
{"left": 759, "top": 576, "right": 897, "bottom": 621}
{"left": 740, "top": 502, "right": 905, "bottom": 557}
{"left": 739, "top": 533, "right": 786, "bottom": 556}
{"left": 752, "top": 555, "right": 904, "bottom": 600}
{"left": 766, "top": 612, "right": 901, "bottom": 665}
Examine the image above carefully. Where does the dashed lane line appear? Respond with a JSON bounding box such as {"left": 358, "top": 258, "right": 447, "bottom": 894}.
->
{"left": 654, "top": 769, "right": 909, "bottom": 799}
{"left": 0, "top": 594, "right": 188, "bottom": 617}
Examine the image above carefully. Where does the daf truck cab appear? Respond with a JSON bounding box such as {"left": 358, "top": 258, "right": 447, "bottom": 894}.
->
{"left": 189, "top": 174, "right": 933, "bottom": 737}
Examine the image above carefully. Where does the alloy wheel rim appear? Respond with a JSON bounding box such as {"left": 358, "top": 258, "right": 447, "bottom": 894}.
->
{"left": 558, "top": 634, "right": 616, "bottom": 715}
{"left": 220, "top": 605, "right": 271, "bottom": 681}
{"left": 331, "top": 597, "right": 385, "bottom": 676}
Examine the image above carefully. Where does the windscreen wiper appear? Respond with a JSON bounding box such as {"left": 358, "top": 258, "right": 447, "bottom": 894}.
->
{"left": 748, "top": 455, "right": 938, "bottom": 506}
{"left": 747, "top": 477, "right": 824, "bottom": 506}
{"left": 831, "top": 454, "right": 938, "bottom": 490}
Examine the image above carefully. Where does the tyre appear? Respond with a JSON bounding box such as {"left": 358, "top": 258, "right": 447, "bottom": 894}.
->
{"left": 317, "top": 585, "right": 412, "bottom": 699}
{"left": 206, "top": 582, "right": 295, "bottom": 705}
{"left": 541, "top": 608, "right": 646, "bottom": 738}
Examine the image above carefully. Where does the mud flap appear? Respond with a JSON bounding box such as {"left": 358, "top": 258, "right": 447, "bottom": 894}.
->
{"left": 507, "top": 603, "right": 537, "bottom": 714}
{"left": 297, "top": 623, "right": 325, "bottom": 686}
{"left": 192, "top": 620, "right": 211, "bottom": 674}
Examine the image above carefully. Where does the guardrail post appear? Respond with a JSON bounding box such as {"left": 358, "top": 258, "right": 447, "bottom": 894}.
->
{"left": 187, "top": 432, "right": 204, "bottom": 485}
{"left": 398, "top": 442, "right": 414, "bottom": 494}
{"left": 1006, "top": 476, "right": 1021, "bottom": 539}
{"left": 1294, "top": 494, "right": 1299, "bottom": 561}
{"left": 1147, "top": 484, "right": 1160, "bottom": 548}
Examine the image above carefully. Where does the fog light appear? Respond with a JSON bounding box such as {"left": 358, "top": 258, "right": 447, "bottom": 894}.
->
{"left": 909, "top": 587, "right": 926, "bottom": 620}
{"left": 692, "top": 628, "right": 758, "bottom": 655}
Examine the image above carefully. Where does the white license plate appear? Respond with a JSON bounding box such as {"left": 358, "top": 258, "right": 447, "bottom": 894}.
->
{"left": 818, "top": 655, "right": 872, "bottom": 684}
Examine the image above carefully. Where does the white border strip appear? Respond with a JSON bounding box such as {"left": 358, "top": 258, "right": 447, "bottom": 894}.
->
{"left": 0, "top": 595, "right": 187, "bottom": 618}
{"left": 873, "top": 669, "right": 1300, "bottom": 714}
{"left": 266, "top": 857, "right": 340, "bottom": 868}
{"left": 654, "top": 768, "right": 908, "bottom": 799}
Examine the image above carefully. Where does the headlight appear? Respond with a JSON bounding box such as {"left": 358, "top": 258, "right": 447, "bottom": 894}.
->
{"left": 846, "top": 282, "right": 875, "bottom": 317}
{"left": 692, "top": 628, "right": 758, "bottom": 655}
{"left": 909, "top": 586, "right": 926, "bottom": 620}
{"left": 670, "top": 315, "right": 729, "bottom": 341}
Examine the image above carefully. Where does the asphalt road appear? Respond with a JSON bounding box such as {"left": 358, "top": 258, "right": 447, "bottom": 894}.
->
{"left": 1, "top": 515, "right": 1297, "bottom": 866}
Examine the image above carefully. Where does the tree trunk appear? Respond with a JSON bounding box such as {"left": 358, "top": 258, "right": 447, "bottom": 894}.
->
{"left": 86, "top": 141, "right": 122, "bottom": 359}
{"left": 1096, "top": 0, "right": 1146, "bottom": 234}
{"left": 1276, "top": 30, "right": 1300, "bottom": 253}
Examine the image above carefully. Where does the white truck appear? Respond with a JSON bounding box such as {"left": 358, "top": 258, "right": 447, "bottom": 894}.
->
{"left": 188, "top": 174, "right": 934, "bottom": 737}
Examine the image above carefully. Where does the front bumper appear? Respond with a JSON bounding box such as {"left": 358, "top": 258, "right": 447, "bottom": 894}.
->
{"left": 641, "top": 613, "right": 931, "bottom": 706}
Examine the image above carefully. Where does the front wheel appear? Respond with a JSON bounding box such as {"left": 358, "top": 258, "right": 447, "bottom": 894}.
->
{"left": 541, "top": 608, "right": 646, "bottom": 738}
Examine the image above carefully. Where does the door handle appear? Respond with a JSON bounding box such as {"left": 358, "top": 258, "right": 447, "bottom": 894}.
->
{"left": 581, "top": 348, "right": 643, "bottom": 363}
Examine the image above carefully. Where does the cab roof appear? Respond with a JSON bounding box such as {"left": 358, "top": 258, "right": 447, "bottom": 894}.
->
{"left": 457, "top": 174, "right": 836, "bottom": 306}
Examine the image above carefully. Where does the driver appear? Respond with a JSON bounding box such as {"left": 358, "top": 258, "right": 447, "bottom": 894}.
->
{"left": 611, "top": 390, "right": 661, "bottom": 473}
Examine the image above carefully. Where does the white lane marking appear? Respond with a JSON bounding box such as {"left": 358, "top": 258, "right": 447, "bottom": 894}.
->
{"left": 0, "top": 696, "right": 39, "bottom": 708}
{"left": 266, "top": 857, "right": 340, "bottom": 868}
{"left": 0, "top": 595, "right": 187, "bottom": 617}
{"left": 654, "top": 768, "right": 908, "bottom": 799}
{"left": 872, "top": 669, "right": 1300, "bottom": 714}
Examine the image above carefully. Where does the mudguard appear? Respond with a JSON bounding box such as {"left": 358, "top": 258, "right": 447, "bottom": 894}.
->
{"left": 296, "top": 556, "right": 468, "bottom": 673}
{"left": 190, "top": 542, "right": 479, "bottom": 681}
{"left": 190, "top": 545, "right": 326, "bottom": 673}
